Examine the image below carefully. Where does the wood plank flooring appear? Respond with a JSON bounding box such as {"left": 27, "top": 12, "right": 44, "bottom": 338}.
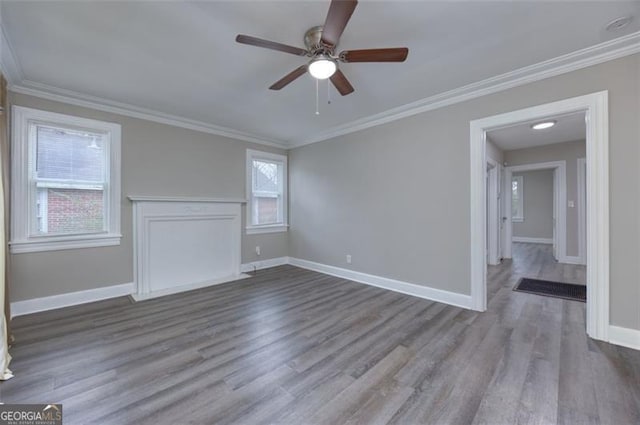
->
{"left": 1, "top": 243, "right": 639, "bottom": 424}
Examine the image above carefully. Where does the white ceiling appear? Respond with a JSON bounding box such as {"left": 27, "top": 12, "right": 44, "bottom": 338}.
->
{"left": 488, "top": 111, "right": 587, "bottom": 151}
{"left": 1, "top": 1, "right": 639, "bottom": 146}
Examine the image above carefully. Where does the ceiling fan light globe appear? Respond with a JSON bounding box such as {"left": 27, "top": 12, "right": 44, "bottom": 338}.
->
{"left": 308, "top": 58, "right": 337, "bottom": 80}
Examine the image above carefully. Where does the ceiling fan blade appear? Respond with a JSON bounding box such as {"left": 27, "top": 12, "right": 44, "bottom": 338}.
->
{"left": 236, "top": 34, "right": 308, "bottom": 56}
{"left": 269, "top": 65, "right": 308, "bottom": 90}
{"left": 340, "top": 48, "right": 409, "bottom": 62}
{"left": 330, "top": 69, "right": 354, "bottom": 96}
{"left": 321, "top": 0, "right": 358, "bottom": 47}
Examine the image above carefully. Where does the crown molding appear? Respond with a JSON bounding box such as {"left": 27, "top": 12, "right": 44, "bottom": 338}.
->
{"left": 2, "top": 16, "right": 285, "bottom": 148}
{"left": 4, "top": 24, "right": 640, "bottom": 150}
{"left": 8, "top": 80, "right": 289, "bottom": 148}
{"left": 0, "top": 21, "right": 23, "bottom": 84}
{"left": 291, "top": 31, "right": 640, "bottom": 148}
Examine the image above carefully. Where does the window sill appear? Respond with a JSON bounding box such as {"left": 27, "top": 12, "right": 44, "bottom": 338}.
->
{"left": 246, "top": 225, "right": 289, "bottom": 235}
{"left": 10, "top": 233, "right": 122, "bottom": 254}
{"left": 512, "top": 217, "right": 524, "bottom": 223}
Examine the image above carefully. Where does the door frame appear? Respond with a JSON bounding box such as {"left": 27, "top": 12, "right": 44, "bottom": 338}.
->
{"left": 486, "top": 158, "right": 501, "bottom": 265}
{"left": 469, "top": 91, "right": 609, "bottom": 342}
{"left": 504, "top": 161, "right": 566, "bottom": 262}
{"left": 577, "top": 157, "right": 587, "bottom": 265}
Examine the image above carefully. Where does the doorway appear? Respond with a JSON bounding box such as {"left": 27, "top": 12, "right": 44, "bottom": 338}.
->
{"left": 503, "top": 161, "right": 566, "bottom": 262}
{"left": 469, "top": 91, "right": 610, "bottom": 342}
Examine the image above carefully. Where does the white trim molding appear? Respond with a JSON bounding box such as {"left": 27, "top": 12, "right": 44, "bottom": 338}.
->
{"left": 128, "top": 195, "right": 246, "bottom": 204}
{"left": 512, "top": 237, "right": 553, "bottom": 244}
{"left": 10, "top": 105, "right": 122, "bottom": 254}
{"left": 3, "top": 29, "right": 639, "bottom": 149}
{"left": 470, "top": 91, "right": 609, "bottom": 342}
{"left": 608, "top": 326, "right": 640, "bottom": 351}
{"left": 131, "top": 198, "right": 244, "bottom": 301}
{"left": 293, "top": 31, "right": 640, "bottom": 147}
{"left": 240, "top": 256, "right": 290, "bottom": 273}
{"left": 246, "top": 149, "right": 288, "bottom": 234}
{"left": 10, "top": 234, "right": 122, "bottom": 254}
{"left": 10, "top": 80, "right": 287, "bottom": 148}
{"left": 11, "top": 257, "right": 474, "bottom": 317}
{"left": 130, "top": 274, "right": 250, "bottom": 302}
{"left": 486, "top": 158, "right": 501, "bottom": 266}
{"left": 562, "top": 256, "right": 585, "bottom": 265}
{"left": 577, "top": 157, "right": 587, "bottom": 265}
{"left": 10, "top": 282, "right": 134, "bottom": 318}
{"left": 246, "top": 224, "right": 289, "bottom": 235}
{"left": 289, "top": 257, "right": 474, "bottom": 310}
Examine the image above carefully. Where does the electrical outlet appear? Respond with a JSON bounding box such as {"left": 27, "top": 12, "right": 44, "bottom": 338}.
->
{"left": 568, "top": 200, "right": 575, "bottom": 208}
{"left": 346, "top": 254, "right": 352, "bottom": 264}
{"left": 256, "top": 246, "right": 261, "bottom": 256}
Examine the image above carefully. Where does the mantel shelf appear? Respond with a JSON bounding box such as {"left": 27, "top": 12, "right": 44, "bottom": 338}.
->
{"left": 128, "top": 195, "right": 247, "bottom": 204}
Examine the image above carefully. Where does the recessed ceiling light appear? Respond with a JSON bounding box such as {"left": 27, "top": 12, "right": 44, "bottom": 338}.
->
{"left": 605, "top": 16, "right": 633, "bottom": 32}
{"left": 531, "top": 121, "right": 556, "bottom": 130}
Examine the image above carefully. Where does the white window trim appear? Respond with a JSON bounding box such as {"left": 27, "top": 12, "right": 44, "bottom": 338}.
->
{"left": 512, "top": 175, "right": 524, "bottom": 223}
{"left": 246, "top": 149, "right": 288, "bottom": 234}
{"left": 10, "top": 106, "right": 122, "bottom": 253}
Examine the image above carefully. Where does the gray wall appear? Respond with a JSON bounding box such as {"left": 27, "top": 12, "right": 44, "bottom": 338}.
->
{"left": 9, "top": 92, "right": 288, "bottom": 302}
{"left": 512, "top": 170, "right": 554, "bottom": 240}
{"left": 486, "top": 138, "right": 504, "bottom": 164}
{"left": 289, "top": 54, "right": 640, "bottom": 331}
{"left": 505, "top": 140, "right": 586, "bottom": 256}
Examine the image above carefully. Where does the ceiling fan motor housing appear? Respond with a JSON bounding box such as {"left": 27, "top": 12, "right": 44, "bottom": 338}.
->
{"left": 304, "top": 26, "right": 333, "bottom": 54}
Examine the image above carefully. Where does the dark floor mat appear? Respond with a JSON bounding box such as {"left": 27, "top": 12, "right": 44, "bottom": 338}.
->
{"left": 513, "top": 278, "right": 586, "bottom": 302}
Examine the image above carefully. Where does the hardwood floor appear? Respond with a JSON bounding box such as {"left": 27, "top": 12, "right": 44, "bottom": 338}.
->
{"left": 508, "top": 242, "right": 586, "bottom": 286}
{"left": 1, "top": 244, "right": 639, "bottom": 424}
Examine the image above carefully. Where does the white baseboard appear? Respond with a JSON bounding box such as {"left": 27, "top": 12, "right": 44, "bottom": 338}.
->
{"left": 288, "top": 257, "right": 474, "bottom": 310}
{"left": 240, "top": 256, "right": 290, "bottom": 273}
{"left": 512, "top": 237, "right": 553, "bottom": 244}
{"left": 560, "top": 255, "right": 586, "bottom": 265}
{"left": 10, "top": 282, "right": 134, "bottom": 318}
{"left": 131, "top": 274, "right": 251, "bottom": 302}
{"left": 609, "top": 325, "right": 640, "bottom": 351}
{"left": 9, "top": 257, "right": 287, "bottom": 316}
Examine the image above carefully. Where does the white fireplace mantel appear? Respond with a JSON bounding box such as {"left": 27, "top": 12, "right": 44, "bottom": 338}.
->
{"left": 130, "top": 196, "right": 248, "bottom": 301}
{"left": 128, "top": 195, "right": 247, "bottom": 203}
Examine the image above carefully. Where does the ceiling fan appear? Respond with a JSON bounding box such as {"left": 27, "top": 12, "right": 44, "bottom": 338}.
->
{"left": 235, "top": 0, "right": 408, "bottom": 96}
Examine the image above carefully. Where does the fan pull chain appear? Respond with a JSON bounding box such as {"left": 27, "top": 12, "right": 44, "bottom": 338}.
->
{"left": 315, "top": 79, "right": 320, "bottom": 115}
{"left": 327, "top": 79, "right": 331, "bottom": 105}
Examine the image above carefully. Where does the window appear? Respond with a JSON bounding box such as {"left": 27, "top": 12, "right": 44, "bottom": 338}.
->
{"left": 11, "top": 106, "right": 121, "bottom": 253}
{"left": 246, "top": 149, "right": 287, "bottom": 234}
{"left": 512, "top": 175, "right": 524, "bottom": 222}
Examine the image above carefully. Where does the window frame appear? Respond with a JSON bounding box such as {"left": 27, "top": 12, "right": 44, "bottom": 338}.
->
{"left": 11, "top": 106, "right": 122, "bottom": 253}
{"left": 512, "top": 175, "right": 524, "bottom": 223}
{"left": 246, "top": 149, "right": 288, "bottom": 235}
